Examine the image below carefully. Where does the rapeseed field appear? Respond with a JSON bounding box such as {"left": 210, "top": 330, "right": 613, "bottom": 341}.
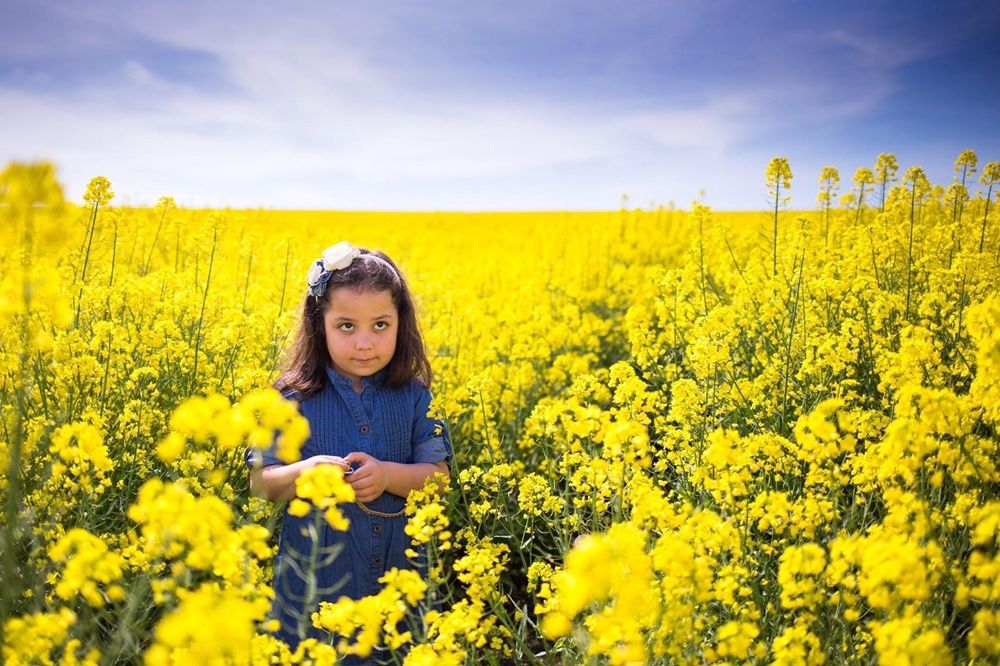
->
{"left": 1, "top": 153, "right": 999, "bottom": 664}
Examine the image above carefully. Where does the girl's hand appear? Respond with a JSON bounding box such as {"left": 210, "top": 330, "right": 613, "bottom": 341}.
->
{"left": 344, "top": 452, "right": 388, "bottom": 503}
{"left": 252, "top": 455, "right": 350, "bottom": 503}
{"left": 306, "top": 454, "right": 351, "bottom": 472}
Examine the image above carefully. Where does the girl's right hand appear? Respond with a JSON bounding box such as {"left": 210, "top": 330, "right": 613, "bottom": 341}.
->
{"left": 305, "top": 455, "right": 351, "bottom": 473}
{"left": 252, "top": 455, "right": 351, "bottom": 502}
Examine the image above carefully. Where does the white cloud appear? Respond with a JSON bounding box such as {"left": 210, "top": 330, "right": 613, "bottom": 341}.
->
{"left": 821, "top": 29, "right": 927, "bottom": 69}
{"left": 3, "top": 1, "right": 971, "bottom": 209}
{"left": 121, "top": 60, "right": 157, "bottom": 86}
{"left": 2, "top": 70, "right": 765, "bottom": 207}
{"left": 1, "top": 3, "right": 774, "bottom": 208}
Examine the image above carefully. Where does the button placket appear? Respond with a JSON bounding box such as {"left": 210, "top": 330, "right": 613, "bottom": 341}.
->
{"left": 359, "top": 391, "right": 374, "bottom": 437}
{"left": 356, "top": 393, "right": 376, "bottom": 453}
{"left": 337, "top": 382, "right": 371, "bottom": 451}
{"left": 372, "top": 510, "right": 385, "bottom": 577}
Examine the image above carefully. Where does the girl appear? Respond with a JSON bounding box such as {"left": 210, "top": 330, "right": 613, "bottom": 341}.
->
{"left": 245, "top": 241, "right": 451, "bottom": 653}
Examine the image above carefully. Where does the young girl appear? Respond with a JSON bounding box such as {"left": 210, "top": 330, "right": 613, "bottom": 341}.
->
{"left": 245, "top": 241, "right": 451, "bottom": 652}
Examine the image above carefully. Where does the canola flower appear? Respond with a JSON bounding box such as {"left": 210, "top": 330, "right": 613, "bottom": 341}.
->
{"left": 288, "top": 463, "right": 355, "bottom": 531}
{"left": 144, "top": 584, "right": 269, "bottom": 665}
{"left": 1, "top": 151, "right": 999, "bottom": 663}
{"left": 311, "top": 568, "right": 426, "bottom": 658}
{"left": 1, "top": 607, "right": 100, "bottom": 666}
{"left": 48, "top": 528, "right": 125, "bottom": 608}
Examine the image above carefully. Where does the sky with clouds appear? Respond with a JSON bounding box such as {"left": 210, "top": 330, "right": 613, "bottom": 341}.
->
{"left": 2, "top": 0, "right": 998, "bottom": 209}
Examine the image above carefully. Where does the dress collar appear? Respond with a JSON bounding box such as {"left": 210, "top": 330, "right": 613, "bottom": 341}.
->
{"left": 325, "top": 365, "right": 387, "bottom": 391}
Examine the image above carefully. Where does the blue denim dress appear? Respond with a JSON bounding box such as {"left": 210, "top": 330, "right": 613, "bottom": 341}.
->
{"left": 245, "top": 366, "right": 452, "bottom": 654}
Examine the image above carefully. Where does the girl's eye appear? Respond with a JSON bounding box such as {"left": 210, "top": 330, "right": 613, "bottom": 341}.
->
{"left": 374, "top": 321, "right": 390, "bottom": 330}
{"left": 337, "top": 323, "right": 354, "bottom": 332}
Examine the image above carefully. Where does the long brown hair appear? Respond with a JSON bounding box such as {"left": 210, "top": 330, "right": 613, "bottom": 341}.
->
{"left": 275, "top": 248, "right": 432, "bottom": 398}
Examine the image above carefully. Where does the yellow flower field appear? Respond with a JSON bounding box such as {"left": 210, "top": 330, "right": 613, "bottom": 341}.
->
{"left": 1, "top": 152, "right": 999, "bottom": 664}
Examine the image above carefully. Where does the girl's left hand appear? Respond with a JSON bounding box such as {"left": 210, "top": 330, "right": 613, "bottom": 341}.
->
{"left": 343, "top": 452, "right": 388, "bottom": 503}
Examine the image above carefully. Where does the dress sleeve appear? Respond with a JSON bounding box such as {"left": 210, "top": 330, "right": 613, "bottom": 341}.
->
{"left": 244, "top": 438, "right": 285, "bottom": 469}
{"left": 411, "top": 383, "right": 453, "bottom": 466}
{"left": 244, "top": 388, "right": 303, "bottom": 469}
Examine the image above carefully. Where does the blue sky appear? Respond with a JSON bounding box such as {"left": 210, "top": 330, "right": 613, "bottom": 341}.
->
{"left": 2, "top": 1, "right": 998, "bottom": 210}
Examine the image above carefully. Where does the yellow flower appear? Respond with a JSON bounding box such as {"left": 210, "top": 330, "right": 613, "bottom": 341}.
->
{"left": 778, "top": 543, "right": 827, "bottom": 611}
{"left": 715, "top": 620, "right": 760, "bottom": 660}
{"left": 1, "top": 607, "right": 77, "bottom": 665}
{"left": 404, "top": 643, "right": 463, "bottom": 666}
{"left": 538, "top": 522, "right": 656, "bottom": 662}
{"left": 4, "top": 154, "right": 1000, "bottom": 664}
{"left": 295, "top": 464, "right": 355, "bottom": 506}
{"left": 49, "top": 528, "right": 124, "bottom": 607}
{"left": 766, "top": 157, "right": 794, "bottom": 191}
{"left": 312, "top": 568, "right": 426, "bottom": 658}
{"left": 83, "top": 176, "right": 114, "bottom": 206}
{"left": 968, "top": 609, "right": 1000, "bottom": 658}
{"left": 771, "top": 620, "right": 825, "bottom": 665}
{"left": 453, "top": 537, "right": 509, "bottom": 604}
{"left": 870, "top": 613, "right": 951, "bottom": 666}
{"left": 287, "top": 498, "right": 311, "bottom": 517}
{"left": 145, "top": 584, "right": 267, "bottom": 665}
{"left": 516, "top": 473, "right": 563, "bottom": 517}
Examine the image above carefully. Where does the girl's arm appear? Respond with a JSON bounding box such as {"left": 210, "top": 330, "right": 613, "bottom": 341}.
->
{"left": 250, "top": 454, "right": 349, "bottom": 502}
{"left": 344, "top": 452, "right": 448, "bottom": 503}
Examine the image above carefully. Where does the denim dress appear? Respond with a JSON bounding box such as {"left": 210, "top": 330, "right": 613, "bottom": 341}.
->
{"left": 245, "top": 366, "right": 452, "bottom": 655}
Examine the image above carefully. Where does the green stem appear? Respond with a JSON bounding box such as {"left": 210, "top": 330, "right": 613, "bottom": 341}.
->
{"left": 190, "top": 225, "right": 218, "bottom": 393}
{"left": 980, "top": 182, "right": 994, "bottom": 253}
{"left": 957, "top": 164, "right": 969, "bottom": 239}
{"left": 101, "top": 574, "right": 152, "bottom": 665}
{"left": 298, "top": 515, "right": 323, "bottom": 641}
{"left": 241, "top": 251, "right": 254, "bottom": 314}
{"left": 868, "top": 228, "right": 883, "bottom": 289}
{"left": 108, "top": 218, "right": 118, "bottom": 288}
{"left": 143, "top": 206, "right": 169, "bottom": 275}
{"left": 905, "top": 183, "right": 917, "bottom": 322}
{"left": 779, "top": 246, "right": 805, "bottom": 434}
{"left": 75, "top": 201, "right": 100, "bottom": 326}
{"left": 0, "top": 206, "right": 36, "bottom": 645}
{"left": 824, "top": 198, "right": 830, "bottom": 248}
{"left": 854, "top": 182, "right": 868, "bottom": 225}
{"left": 269, "top": 241, "right": 291, "bottom": 377}
{"left": 80, "top": 202, "right": 99, "bottom": 283}
{"left": 948, "top": 164, "right": 969, "bottom": 268}
{"left": 699, "top": 213, "right": 709, "bottom": 316}
{"left": 773, "top": 181, "right": 781, "bottom": 277}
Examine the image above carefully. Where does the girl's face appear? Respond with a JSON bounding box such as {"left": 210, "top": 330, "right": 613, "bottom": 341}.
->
{"left": 323, "top": 287, "right": 398, "bottom": 390}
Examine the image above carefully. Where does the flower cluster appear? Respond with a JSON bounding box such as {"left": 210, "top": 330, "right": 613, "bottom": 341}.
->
{"left": 3, "top": 150, "right": 999, "bottom": 663}
{"left": 288, "top": 463, "right": 355, "bottom": 531}
{"left": 311, "top": 568, "right": 426, "bottom": 658}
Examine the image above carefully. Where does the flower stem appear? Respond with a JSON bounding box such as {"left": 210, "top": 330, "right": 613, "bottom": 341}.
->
{"left": 905, "top": 182, "right": 917, "bottom": 322}
{"left": 980, "top": 181, "right": 994, "bottom": 253}
{"left": 190, "top": 224, "right": 218, "bottom": 393}
{"left": 773, "top": 181, "right": 781, "bottom": 277}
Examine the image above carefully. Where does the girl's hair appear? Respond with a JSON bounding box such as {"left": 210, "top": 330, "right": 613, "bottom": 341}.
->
{"left": 275, "top": 248, "right": 432, "bottom": 398}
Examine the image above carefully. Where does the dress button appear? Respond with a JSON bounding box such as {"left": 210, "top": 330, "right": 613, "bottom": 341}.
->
{"left": 373, "top": 524, "right": 382, "bottom": 534}
{"left": 374, "top": 556, "right": 382, "bottom": 566}
{"left": 360, "top": 425, "right": 369, "bottom": 434}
